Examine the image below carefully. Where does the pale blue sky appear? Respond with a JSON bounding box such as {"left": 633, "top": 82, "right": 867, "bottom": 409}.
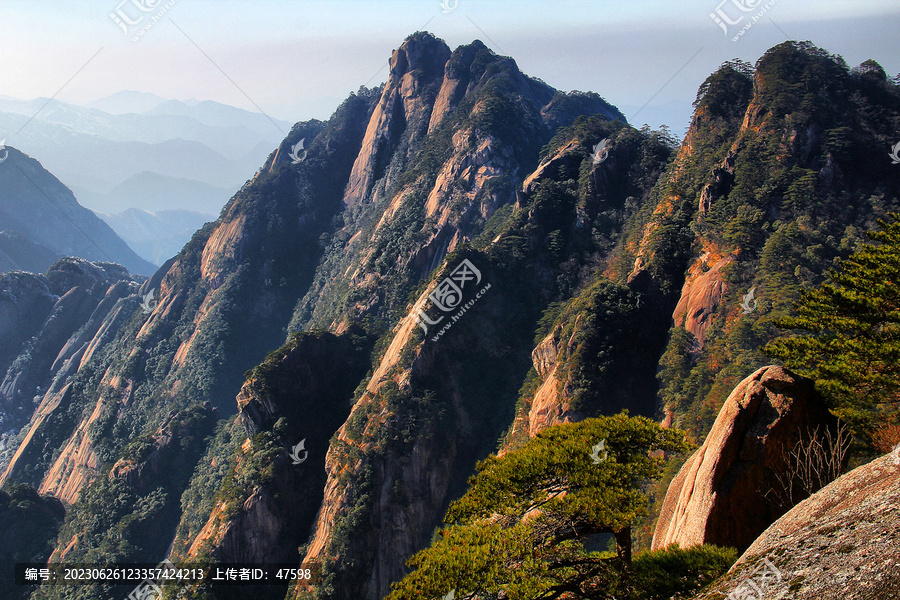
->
{"left": 0, "top": 0, "right": 898, "bottom": 132}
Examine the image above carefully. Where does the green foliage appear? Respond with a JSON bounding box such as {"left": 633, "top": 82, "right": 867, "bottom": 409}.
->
{"left": 215, "top": 431, "right": 282, "bottom": 520}
{"left": 388, "top": 415, "right": 691, "bottom": 600}
{"left": 766, "top": 216, "right": 900, "bottom": 435}
{"left": 169, "top": 418, "right": 246, "bottom": 560}
{"left": 657, "top": 327, "right": 699, "bottom": 415}
{"left": 625, "top": 544, "right": 738, "bottom": 600}
{"left": 0, "top": 483, "right": 65, "bottom": 600}
{"left": 343, "top": 380, "right": 450, "bottom": 455}
{"left": 533, "top": 300, "right": 567, "bottom": 343}
{"left": 645, "top": 216, "right": 697, "bottom": 300}
{"left": 547, "top": 279, "right": 644, "bottom": 414}
{"left": 43, "top": 404, "right": 216, "bottom": 580}
{"left": 693, "top": 60, "right": 754, "bottom": 110}
{"left": 654, "top": 41, "right": 900, "bottom": 443}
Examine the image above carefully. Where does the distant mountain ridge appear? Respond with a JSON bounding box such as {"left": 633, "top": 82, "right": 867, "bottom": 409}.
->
{"left": 0, "top": 230, "right": 60, "bottom": 273}
{"left": 95, "top": 208, "right": 215, "bottom": 265}
{"left": 76, "top": 171, "right": 236, "bottom": 215}
{"left": 84, "top": 90, "right": 169, "bottom": 114}
{"left": 0, "top": 94, "right": 290, "bottom": 217}
{"left": 0, "top": 147, "right": 156, "bottom": 275}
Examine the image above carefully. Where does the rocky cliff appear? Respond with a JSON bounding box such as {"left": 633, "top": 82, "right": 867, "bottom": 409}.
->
{"left": 690, "top": 453, "right": 900, "bottom": 600}
{"left": 178, "top": 329, "right": 370, "bottom": 571}
{"left": 656, "top": 46, "right": 900, "bottom": 441}
{"left": 289, "top": 33, "right": 623, "bottom": 334}
{"left": 0, "top": 258, "right": 140, "bottom": 474}
{"left": 287, "top": 65, "right": 673, "bottom": 598}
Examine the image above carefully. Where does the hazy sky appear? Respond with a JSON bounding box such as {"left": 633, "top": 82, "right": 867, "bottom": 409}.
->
{"left": 0, "top": 0, "right": 898, "bottom": 133}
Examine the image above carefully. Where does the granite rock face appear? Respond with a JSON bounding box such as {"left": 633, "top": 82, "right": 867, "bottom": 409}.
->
{"left": 690, "top": 453, "right": 900, "bottom": 600}
{"left": 652, "top": 365, "right": 840, "bottom": 552}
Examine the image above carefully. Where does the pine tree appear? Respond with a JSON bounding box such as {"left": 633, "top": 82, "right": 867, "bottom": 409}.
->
{"left": 766, "top": 215, "right": 900, "bottom": 434}
{"left": 385, "top": 415, "right": 733, "bottom": 600}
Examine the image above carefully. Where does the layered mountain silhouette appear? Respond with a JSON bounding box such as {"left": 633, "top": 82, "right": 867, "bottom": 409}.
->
{"left": 0, "top": 147, "right": 156, "bottom": 275}
{"left": 94, "top": 207, "right": 215, "bottom": 266}
{"left": 0, "top": 33, "right": 898, "bottom": 600}
{"left": 0, "top": 93, "right": 287, "bottom": 225}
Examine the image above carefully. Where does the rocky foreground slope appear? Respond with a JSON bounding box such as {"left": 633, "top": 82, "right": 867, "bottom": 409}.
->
{"left": 690, "top": 453, "right": 900, "bottom": 600}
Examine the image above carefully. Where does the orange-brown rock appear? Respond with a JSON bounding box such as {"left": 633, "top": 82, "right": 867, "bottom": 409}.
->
{"left": 690, "top": 453, "right": 900, "bottom": 600}
{"left": 672, "top": 255, "right": 732, "bottom": 349}
{"left": 652, "top": 365, "right": 839, "bottom": 553}
{"left": 526, "top": 327, "right": 582, "bottom": 437}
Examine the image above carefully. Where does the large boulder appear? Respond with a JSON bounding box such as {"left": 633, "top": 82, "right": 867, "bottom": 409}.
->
{"left": 652, "top": 365, "right": 839, "bottom": 552}
{"left": 690, "top": 453, "right": 900, "bottom": 599}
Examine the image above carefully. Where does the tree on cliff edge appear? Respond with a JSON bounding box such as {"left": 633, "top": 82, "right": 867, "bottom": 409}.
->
{"left": 386, "top": 414, "right": 734, "bottom": 600}
{"left": 767, "top": 215, "right": 900, "bottom": 436}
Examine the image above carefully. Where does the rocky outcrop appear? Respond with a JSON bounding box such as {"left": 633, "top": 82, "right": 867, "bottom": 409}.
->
{"left": 295, "top": 33, "right": 626, "bottom": 333}
{"left": 652, "top": 365, "right": 840, "bottom": 553}
{"left": 522, "top": 140, "right": 584, "bottom": 194}
{"left": 696, "top": 152, "right": 735, "bottom": 214}
{"left": 0, "top": 258, "right": 138, "bottom": 456}
{"left": 525, "top": 326, "right": 582, "bottom": 437}
{"left": 0, "top": 259, "right": 142, "bottom": 492}
{"left": 298, "top": 415, "right": 457, "bottom": 600}
{"left": 182, "top": 330, "right": 370, "bottom": 568}
{"left": 109, "top": 405, "right": 218, "bottom": 494}
{"left": 0, "top": 272, "right": 57, "bottom": 390}
{"left": 672, "top": 253, "right": 732, "bottom": 349}
{"left": 690, "top": 453, "right": 900, "bottom": 600}
{"left": 187, "top": 486, "right": 286, "bottom": 564}
{"left": 37, "top": 386, "right": 120, "bottom": 503}
{"left": 343, "top": 33, "right": 451, "bottom": 208}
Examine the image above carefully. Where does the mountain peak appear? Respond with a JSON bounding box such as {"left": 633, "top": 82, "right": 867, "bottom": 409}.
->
{"left": 392, "top": 31, "right": 452, "bottom": 80}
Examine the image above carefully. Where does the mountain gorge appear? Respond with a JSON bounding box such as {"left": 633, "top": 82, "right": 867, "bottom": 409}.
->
{"left": 1, "top": 33, "right": 898, "bottom": 600}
